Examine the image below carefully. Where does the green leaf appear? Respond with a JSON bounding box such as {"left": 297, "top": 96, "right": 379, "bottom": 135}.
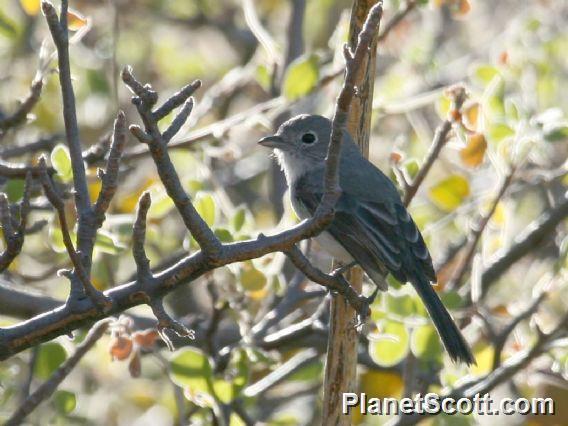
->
{"left": 411, "top": 324, "right": 443, "bottom": 362}
{"left": 231, "top": 207, "right": 246, "bottom": 232}
{"left": 240, "top": 262, "right": 267, "bottom": 292}
{"left": 472, "top": 64, "right": 500, "bottom": 85}
{"left": 0, "top": 9, "right": 18, "bottom": 38}
{"left": 387, "top": 293, "right": 418, "bottom": 317}
{"left": 51, "top": 144, "right": 73, "bottom": 183}
{"left": 53, "top": 390, "right": 76, "bottom": 414}
{"left": 213, "top": 349, "right": 249, "bottom": 403}
{"left": 5, "top": 179, "right": 25, "bottom": 203}
{"left": 48, "top": 224, "right": 67, "bottom": 253}
{"left": 403, "top": 159, "right": 420, "bottom": 180}
{"left": 214, "top": 228, "right": 233, "bottom": 243}
{"left": 288, "top": 359, "right": 323, "bottom": 382}
{"left": 148, "top": 194, "right": 175, "bottom": 219}
{"left": 428, "top": 175, "right": 470, "bottom": 212}
{"left": 35, "top": 342, "right": 67, "bottom": 379}
{"left": 95, "top": 230, "right": 125, "bottom": 255}
{"left": 195, "top": 192, "right": 216, "bottom": 227}
{"left": 440, "top": 290, "right": 463, "bottom": 310}
{"left": 282, "top": 54, "right": 319, "bottom": 101}
{"left": 544, "top": 125, "right": 568, "bottom": 142}
{"left": 487, "top": 123, "right": 515, "bottom": 143}
{"left": 255, "top": 64, "right": 271, "bottom": 91}
{"left": 369, "top": 321, "right": 410, "bottom": 367}
{"left": 169, "top": 348, "right": 214, "bottom": 395}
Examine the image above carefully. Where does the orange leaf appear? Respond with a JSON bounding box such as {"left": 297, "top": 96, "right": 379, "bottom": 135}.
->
{"left": 133, "top": 329, "right": 159, "bottom": 348}
{"left": 460, "top": 133, "right": 487, "bottom": 168}
{"left": 389, "top": 151, "right": 403, "bottom": 164}
{"left": 67, "top": 10, "right": 88, "bottom": 31}
{"left": 463, "top": 102, "right": 480, "bottom": 131}
{"left": 109, "top": 336, "right": 133, "bottom": 360}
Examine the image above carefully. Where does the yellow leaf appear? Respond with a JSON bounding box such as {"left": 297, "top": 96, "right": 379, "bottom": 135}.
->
{"left": 472, "top": 345, "right": 495, "bottom": 376}
{"left": 88, "top": 179, "right": 102, "bottom": 204}
{"left": 460, "top": 133, "right": 487, "bottom": 168}
{"left": 490, "top": 201, "right": 506, "bottom": 226}
{"left": 20, "top": 0, "right": 41, "bottom": 16}
{"left": 429, "top": 175, "right": 470, "bottom": 212}
{"left": 67, "top": 10, "right": 88, "bottom": 31}
{"left": 354, "top": 370, "right": 404, "bottom": 424}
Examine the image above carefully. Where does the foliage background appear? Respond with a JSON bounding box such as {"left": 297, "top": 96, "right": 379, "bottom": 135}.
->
{"left": 0, "top": 0, "right": 567, "bottom": 425}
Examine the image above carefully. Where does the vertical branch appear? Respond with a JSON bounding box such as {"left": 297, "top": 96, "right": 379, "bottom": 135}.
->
{"left": 42, "top": 1, "right": 90, "bottom": 215}
{"left": 322, "top": 1, "right": 383, "bottom": 424}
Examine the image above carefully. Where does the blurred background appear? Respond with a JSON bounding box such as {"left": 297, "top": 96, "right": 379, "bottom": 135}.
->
{"left": 0, "top": 0, "right": 567, "bottom": 425}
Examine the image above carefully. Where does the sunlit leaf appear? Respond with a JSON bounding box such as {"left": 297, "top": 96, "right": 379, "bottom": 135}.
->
{"left": 231, "top": 207, "right": 246, "bottom": 232}
{"left": 462, "top": 102, "right": 480, "bottom": 131}
{"left": 387, "top": 293, "right": 418, "bottom": 317}
{"left": 5, "top": 179, "right": 25, "bottom": 203}
{"left": 255, "top": 64, "right": 271, "bottom": 91}
{"left": 169, "top": 348, "right": 214, "bottom": 395}
{"left": 369, "top": 321, "right": 410, "bottom": 367}
{"left": 411, "top": 324, "right": 443, "bottom": 362}
{"left": 20, "top": 0, "right": 41, "bottom": 16}
{"left": 53, "top": 390, "right": 76, "bottom": 414}
{"left": 147, "top": 193, "right": 175, "bottom": 219}
{"left": 472, "top": 345, "right": 495, "bottom": 375}
{"left": 67, "top": 10, "right": 88, "bottom": 31}
{"left": 487, "top": 123, "right": 514, "bottom": 143}
{"left": 428, "top": 175, "right": 470, "bottom": 212}
{"left": 460, "top": 132, "right": 487, "bottom": 167}
{"left": 213, "top": 349, "right": 249, "bottom": 403}
{"left": 403, "top": 158, "right": 420, "bottom": 180}
{"left": 214, "top": 228, "right": 233, "bottom": 243}
{"left": 51, "top": 144, "right": 73, "bottom": 183}
{"left": 35, "top": 342, "right": 67, "bottom": 379}
{"left": 240, "top": 261, "right": 267, "bottom": 292}
{"left": 282, "top": 54, "right": 319, "bottom": 101}
{"left": 472, "top": 64, "right": 499, "bottom": 85}
{"left": 109, "top": 336, "right": 133, "bottom": 360}
{"left": 95, "top": 230, "right": 126, "bottom": 255}
{"left": 0, "top": 10, "right": 18, "bottom": 38}
{"left": 195, "top": 192, "right": 216, "bottom": 227}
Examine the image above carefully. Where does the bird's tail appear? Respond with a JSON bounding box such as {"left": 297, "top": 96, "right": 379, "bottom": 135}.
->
{"left": 412, "top": 277, "right": 475, "bottom": 365}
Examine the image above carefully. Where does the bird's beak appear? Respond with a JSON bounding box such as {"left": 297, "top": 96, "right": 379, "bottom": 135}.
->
{"left": 258, "top": 135, "right": 286, "bottom": 149}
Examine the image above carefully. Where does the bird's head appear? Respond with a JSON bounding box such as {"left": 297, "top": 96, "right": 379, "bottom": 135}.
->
{"left": 258, "top": 114, "right": 331, "bottom": 163}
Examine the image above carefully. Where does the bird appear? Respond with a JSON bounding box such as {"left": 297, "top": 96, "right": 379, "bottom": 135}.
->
{"left": 259, "top": 114, "right": 475, "bottom": 365}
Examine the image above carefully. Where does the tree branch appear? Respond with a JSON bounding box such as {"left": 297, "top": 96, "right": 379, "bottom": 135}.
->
{"left": 0, "top": 80, "right": 43, "bottom": 134}
{"left": 402, "top": 85, "right": 467, "bottom": 207}
{"left": 4, "top": 319, "right": 111, "bottom": 426}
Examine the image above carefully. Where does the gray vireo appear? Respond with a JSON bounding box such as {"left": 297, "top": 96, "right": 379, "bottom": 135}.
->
{"left": 259, "top": 114, "right": 474, "bottom": 365}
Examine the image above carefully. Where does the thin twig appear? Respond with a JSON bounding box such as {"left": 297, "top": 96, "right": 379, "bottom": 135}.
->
{"left": 38, "top": 158, "right": 109, "bottom": 309}
{"left": 0, "top": 80, "right": 43, "bottom": 133}
{"left": 5, "top": 319, "right": 111, "bottom": 426}
{"left": 377, "top": 0, "right": 417, "bottom": 42}
{"left": 447, "top": 170, "right": 515, "bottom": 290}
{"left": 402, "top": 85, "right": 468, "bottom": 207}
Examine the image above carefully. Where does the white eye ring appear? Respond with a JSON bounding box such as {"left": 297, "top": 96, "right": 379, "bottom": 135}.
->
{"left": 301, "top": 132, "right": 317, "bottom": 144}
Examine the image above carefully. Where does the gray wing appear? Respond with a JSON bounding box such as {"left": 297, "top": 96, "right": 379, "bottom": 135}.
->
{"left": 294, "top": 179, "right": 436, "bottom": 288}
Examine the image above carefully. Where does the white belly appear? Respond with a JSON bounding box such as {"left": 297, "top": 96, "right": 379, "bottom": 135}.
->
{"left": 291, "top": 194, "right": 353, "bottom": 263}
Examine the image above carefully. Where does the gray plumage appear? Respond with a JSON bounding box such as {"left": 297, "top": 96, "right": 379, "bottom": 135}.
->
{"left": 259, "top": 114, "right": 474, "bottom": 365}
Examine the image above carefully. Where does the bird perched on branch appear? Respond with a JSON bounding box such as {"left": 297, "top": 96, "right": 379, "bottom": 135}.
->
{"left": 259, "top": 114, "right": 474, "bottom": 365}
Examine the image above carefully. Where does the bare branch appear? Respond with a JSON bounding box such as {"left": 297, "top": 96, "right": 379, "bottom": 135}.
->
{"left": 377, "top": 0, "right": 417, "bottom": 43}
{"left": 132, "top": 192, "right": 152, "bottom": 277}
{"left": 150, "top": 298, "right": 194, "bottom": 351}
{"left": 122, "top": 68, "right": 223, "bottom": 259}
{"left": 4, "top": 319, "right": 111, "bottom": 426}
{"left": 38, "top": 158, "right": 109, "bottom": 310}
{"left": 447, "top": 170, "right": 515, "bottom": 290}
{"left": 0, "top": 80, "right": 43, "bottom": 134}
{"left": 163, "top": 98, "right": 194, "bottom": 143}
{"left": 42, "top": 0, "right": 91, "bottom": 215}
{"left": 93, "top": 111, "right": 127, "bottom": 226}
{"left": 285, "top": 245, "right": 370, "bottom": 317}
{"left": 0, "top": 174, "right": 32, "bottom": 271}
{"left": 403, "top": 84, "right": 468, "bottom": 207}
{"left": 481, "top": 192, "right": 568, "bottom": 298}
{"left": 153, "top": 80, "right": 201, "bottom": 121}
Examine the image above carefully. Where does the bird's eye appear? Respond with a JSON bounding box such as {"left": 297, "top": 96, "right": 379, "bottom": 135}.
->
{"left": 301, "top": 132, "right": 317, "bottom": 144}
